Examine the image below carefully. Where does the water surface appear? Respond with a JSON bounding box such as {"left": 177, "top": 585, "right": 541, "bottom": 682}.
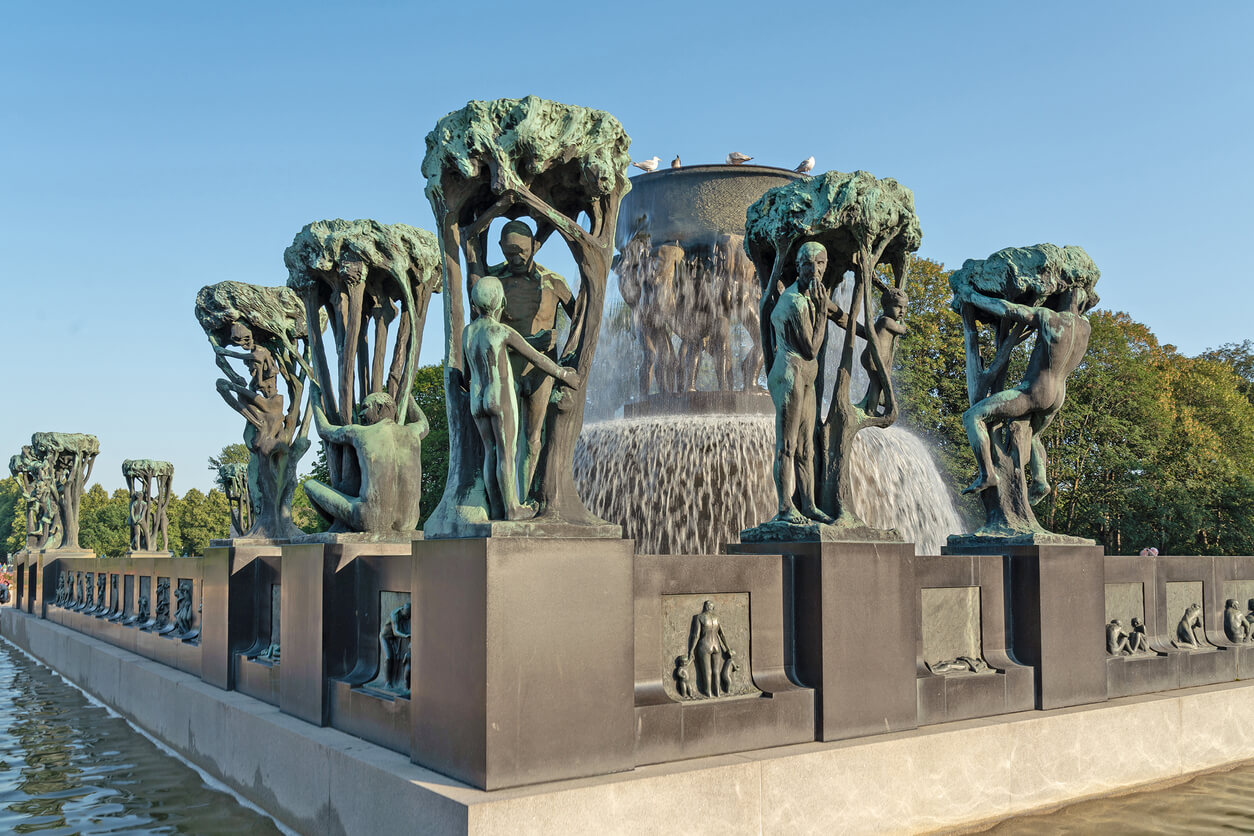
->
{"left": 0, "top": 638, "right": 283, "bottom": 835}
{"left": 989, "top": 761, "right": 1254, "bottom": 834}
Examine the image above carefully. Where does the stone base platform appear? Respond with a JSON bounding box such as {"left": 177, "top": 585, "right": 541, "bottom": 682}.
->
{"left": 12, "top": 607, "right": 1254, "bottom": 834}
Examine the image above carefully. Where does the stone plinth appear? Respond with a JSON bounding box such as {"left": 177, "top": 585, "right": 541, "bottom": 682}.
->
{"left": 411, "top": 537, "right": 636, "bottom": 789}
{"left": 19, "top": 606, "right": 1254, "bottom": 836}
{"left": 632, "top": 553, "right": 814, "bottom": 765}
{"left": 729, "top": 539, "right": 917, "bottom": 740}
{"left": 948, "top": 542, "right": 1107, "bottom": 709}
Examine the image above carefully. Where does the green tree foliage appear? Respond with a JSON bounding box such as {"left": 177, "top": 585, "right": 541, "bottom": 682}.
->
{"left": 0, "top": 477, "right": 24, "bottom": 557}
{"left": 414, "top": 364, "right": 448, "bottom": 526}
{"left": 78, "top": 485, "right": 131, "bottom": 558}
{"left": 892, "top": 256, "right": 1254, "bottom": 554}
{"left": 1203, "top": 340, "right": 1254, "bottom": 406}
{"left": 170, "top": 488, "right": 231, "bottom": 556}
{"left": 895, "top": 257, "right": 978, "bottom": 525}
{"left": 1033, "top": 312, "right": 1166, "bottom": 549}
{"left": 207, "top": 443, "right": 250, "bottom": 474}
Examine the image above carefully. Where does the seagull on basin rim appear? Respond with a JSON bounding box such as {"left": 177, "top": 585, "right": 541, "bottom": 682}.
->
{"left": 795, "top": 156, "right": 815, "bottom": 173}
{"left": 671, "top": 155, "right": 682, "bottom": 168}
{"left": 631, "top": 156, "right": 660, "bottom": 172}
{"left": 725, "top": 151, "right": 753, "bottom": 165}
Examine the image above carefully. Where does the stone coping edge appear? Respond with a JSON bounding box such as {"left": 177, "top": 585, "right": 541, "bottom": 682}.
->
{"left": 6, "top": 607, "right": 1254, "bottom": 835}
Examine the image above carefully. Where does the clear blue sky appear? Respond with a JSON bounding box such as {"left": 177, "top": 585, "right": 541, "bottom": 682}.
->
{"left": 2, "top": 1, "right": 1251, "bottom": 493}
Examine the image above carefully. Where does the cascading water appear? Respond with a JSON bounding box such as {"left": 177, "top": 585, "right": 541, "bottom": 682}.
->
{"left": 578, "top": 161, "right": 964, "bottom": 555}
{"left": 574, "top": 416, "right": 964, "bottom": 555}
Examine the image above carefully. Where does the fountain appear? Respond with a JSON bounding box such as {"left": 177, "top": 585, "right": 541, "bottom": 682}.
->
{"left": 575, "top": 418, "right": 961, "bottom": 554}
{"left": 575, "top": 163, "right": 963, "bottom": 554}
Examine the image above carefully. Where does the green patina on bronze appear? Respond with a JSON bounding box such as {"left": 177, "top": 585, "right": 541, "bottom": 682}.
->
{"left": 122, "top": 459, "right": 173, "bottom": 552}
{"left": 285, "top": 219, "right": 441, "bottom": 535}
{"left": 949, "top": 243, "right": 1101, "bottom": 544}
{"left": 216, "top": 462, "right": 252, "bottom": 537}
{"left": 195, "top": 281, "right": 315, "bottom": 540}
{"left": 421, "top": 96, "right": 632, "bottom": 536}
{"left": 742, "top": 171, "right": 921, "bottom": 541}
{"left": 10, "top": 432, "right": 101, "bottom": 551}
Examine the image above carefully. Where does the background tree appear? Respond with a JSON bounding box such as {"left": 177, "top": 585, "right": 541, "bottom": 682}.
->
{"left": 78, "top": 485, "right": 131, "bottom": 558}
{"left": 207, "top": 443, "right": 249, "bottom": 473}
{"left": 1202, "top": 340, "right": 1254, "bottom": 406}
{"left": 0, "top": 477, "right": 23, "bottom": 558}
{"left": 412, "top": 364, "right": 448, "bottom": 526}
{"left": 170, "top": 488, "right": 231, "bottom": 556}
{"left": 895, "top": 257, "right": 976, "bottom": 524}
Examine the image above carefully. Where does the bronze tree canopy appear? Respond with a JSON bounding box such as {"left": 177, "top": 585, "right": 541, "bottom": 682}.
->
{"left": 195, "top": 280, "right": 315, "bottom": 540}
{"left": 421, "top": 96, "right": 632, "bottom": 535}
{"left": 284, "top": 219, "right": 441, "bottom": 534}
{"left": 949, "top": 243, "right": 1101, "bottom": 543}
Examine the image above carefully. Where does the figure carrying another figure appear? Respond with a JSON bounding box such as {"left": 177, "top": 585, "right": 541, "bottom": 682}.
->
{"left": 960, "top": 286, "right": 1097, "bottom": 501}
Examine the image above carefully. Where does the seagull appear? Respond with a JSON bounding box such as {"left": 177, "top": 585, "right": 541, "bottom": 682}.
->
{"left": 671, "top": 155, "right": 682, "bottom": 169}
{"left": 725, "top": 151, "right": 753, "bottom": 165}
{"left": 795, "top": 156, "right": 815, "bottom": 174}
{"left": 632, "top": 156, "right": 660, "bottom": 172}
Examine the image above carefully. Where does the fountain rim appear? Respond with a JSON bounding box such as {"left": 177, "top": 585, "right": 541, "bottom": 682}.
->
{"left": 627, "top": 163, "right": 805, "bottom": 183}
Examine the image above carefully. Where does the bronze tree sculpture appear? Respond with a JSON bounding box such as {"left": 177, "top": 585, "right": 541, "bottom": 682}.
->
{"left": 742, "top": 171, "right": 921, "bottom": 540}
{"left": 421, "top": 96, "right": 632, "bottom": 535}
{"left": 948, "top": 243, "right": 1100, "bottom": 543}
{"left": 195, "top": 281, "right": 315, "bottom": 540}
{"left": 284, "top": 220, "right": 441, "bottom": 534}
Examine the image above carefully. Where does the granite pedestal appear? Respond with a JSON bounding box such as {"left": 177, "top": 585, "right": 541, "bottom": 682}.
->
{"left": 411, "top": 536, "right": 636, "bottom": 789}
{"left": 730, "top": 539, "right": 917, "bottom": 740}
{"left": 948, "top": 542, "right": 1106, "bottom": 710}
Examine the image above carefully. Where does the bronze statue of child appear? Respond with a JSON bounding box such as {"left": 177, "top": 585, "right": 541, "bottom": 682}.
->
{"left": 857, "top": 286, "right": 908, "bottom": 415}
{"left": 462, "top": 275, "right": 579, "bottom": 521}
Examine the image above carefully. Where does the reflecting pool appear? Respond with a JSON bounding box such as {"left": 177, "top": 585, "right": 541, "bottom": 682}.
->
{"left": 990, "top": 760, "right": 1254, "bottom": 834}
{"left": 0, "top": 639, "right": 283, "bottom": 834}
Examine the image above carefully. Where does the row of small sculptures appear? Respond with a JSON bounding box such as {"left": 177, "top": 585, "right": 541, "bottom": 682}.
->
{"left": 181, "top": 96, "right": 1106, "bottom": 547}
{"left": 52, "top": 572, "right": 196, "bottom": 638}
{"left": 1107, "top": 599, "right": 1254, "bottom": 655}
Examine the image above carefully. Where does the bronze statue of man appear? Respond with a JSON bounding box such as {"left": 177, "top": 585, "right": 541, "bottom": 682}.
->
{"left": 767, "top": 242, "right": 836, "bottom": 526}
{"left": 480, "top": 220, "right": 576, "bottom": 492}
{"left": 961, "top": 285, "right": 1096, "bottom": 499}
{"left": 306, "top": 390, "right": 429, "bottom": 533}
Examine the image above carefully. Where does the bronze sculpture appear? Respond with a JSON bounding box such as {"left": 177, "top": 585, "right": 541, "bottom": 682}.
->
{"left": 463, "top": 276, "right": 579, "bottom": 521}
{"left": 285, "top": 219, "right": 441, "bottom": 534}
{"left": 421, "top": 96, "right": 631, "bottom": 535}
{"left": 742, "top": 170, "right": 921, "bottom": 541}
{"left": 195, "top": 281, "right": 315, "bottom": 540}
{"left": 683, "top": 600, "right": 736, "bottom": 699}
{"left": 378, "top": 601, "right": 412, "bottom": 694}
{"left": 948, "top": 244, "right": 1100, "bottom": 543}
{"left": 217, "top": 462, "right": 252, "bottom": 538}
{"left": 123, "top": 459, "right": 173, "bottom": 552}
